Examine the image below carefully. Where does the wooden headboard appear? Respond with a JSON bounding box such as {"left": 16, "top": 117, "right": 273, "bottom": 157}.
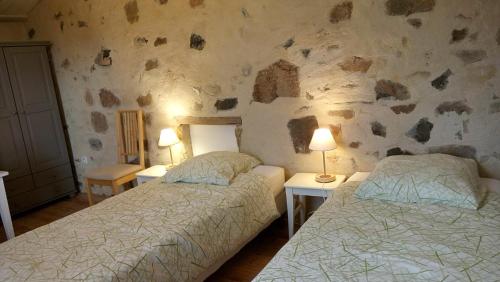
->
{"left": 176, "top": 116, "right": 242, "bottom": 158}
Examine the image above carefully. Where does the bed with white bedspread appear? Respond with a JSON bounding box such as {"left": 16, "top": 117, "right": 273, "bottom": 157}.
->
{"left": 254, "top": 156, "right": 500, "bottom": 282}
{"left": 0, "top": 170, "right": 280, "bottom": 281}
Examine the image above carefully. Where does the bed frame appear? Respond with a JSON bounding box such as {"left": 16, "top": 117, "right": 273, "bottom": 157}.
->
{"left": 175, "top": 116, "right": 242, "bottom": 158}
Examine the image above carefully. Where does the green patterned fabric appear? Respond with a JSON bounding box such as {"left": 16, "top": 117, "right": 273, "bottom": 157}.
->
{"left": 355, "top": 154, "right": 483, "bottom": 209}
{"left": 164, "top": 151, "right": 261, "bottom": 186}
{"left": 0, "top": 173, "right": 279, "bottom": 281}
{"left": 254, "top": 181, "right": 500, "bottom": 281}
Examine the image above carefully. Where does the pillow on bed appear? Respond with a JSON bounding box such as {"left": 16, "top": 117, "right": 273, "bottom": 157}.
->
{"left": 355, "top": 154, "right": 484, "bottom": 209}
{"left": 164, "top": 151, "right": 260, "bottom": 186}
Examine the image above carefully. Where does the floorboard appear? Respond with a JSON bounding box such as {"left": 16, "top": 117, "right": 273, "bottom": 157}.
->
{"left": 0, "top": 193, "right": 288, "bottom": 281}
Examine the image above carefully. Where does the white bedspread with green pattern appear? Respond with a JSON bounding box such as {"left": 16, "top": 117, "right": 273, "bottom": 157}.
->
{"left": 254, "top": 181, "right": 500, "bottom": 282}
{"left": 0, "top": 172, "right": 279, "bottom": 281}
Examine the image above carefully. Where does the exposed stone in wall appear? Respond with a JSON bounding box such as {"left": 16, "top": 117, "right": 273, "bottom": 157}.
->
{"left": 84, "top": 90, "right": 93, "bottom": 106}
{"left": 253, "top": 60, "right": 300, "bottom": 104}
{"left": 435, "top": 101, "right": 472, "bottom": 115}
{"left": 489, "top": 101, "right": 500, "bottom": 114}
{"left": 28, "top": 28, "right": 35, "bottom": 39}
{"left": 407, "top": 70, "right": 431, "bottom": 79}
{"left": 407, "top": 118, "right": 433, "bottom": 143}
{"left": 145, "top": 59, "right": 159, "bottom": 71}
{"left": 282, "top": 38, "right": 294, "bottom": 49}
{"left": 154, "top": 37, "right": 167, "bottom": 46}
{"left": 387, "top": 147, "right": 413, "bottom": 156}
{"left": 89, "top": 138, "right": 103, "bottom": 151}
{"left": 124, "top": 0, "right": 139, "bottom": 24}
{"left": 99, "top": 89, "right": 120, "bottom": 108}
{"left": 385, "top": 0, "right": 435, "bottom": 16}
{"left": 375, "top": 80, "right": 410, "bottom": 101}
{"left": 214, "top": 98, "right": 238, "bottom": 111}
{"left": 241, "top": 8, "right": 250, "bottom": 18}
{"left": 295, "top": 106, "right": 309, "bottom": 115}
{"left": 467, "top": 65, "right": 496, "bottom": 83}
{"left": 431, "top": 69, "right": 453, "bottom": 90}
{"left": 328, "top": 109, "right": 354, "bottom": 119}
{"left": 190, "top": 0, "right": 204, "bottom": 8}
{"left": 450, "top": 28, "right": 468, "bottom": 43}
{"left": 91, "top": 112, "right": 108, "bottom": 133}
{"left": 330, "top": 1, "right": 353, "bottom": 24}
{"left": 454, "top": 50, "right": 487, "bottom": 65}
{"left": 349, "top": 142, "right": 361, "bottom": 148}
{"left": 338, "top": 56, "right": 372, "bottom": 73}
{"left": 205, "top": 84, "right": 222, "bottom": 96}
{"left": 134, "top": 36, "right": 148, "bottom": 46}
{"left": 327, "top": 44, "right": 340, "bottom": 51}
{"left": 301, "top": 49, "right": 311, "bottom": 58}
{"left": 241, "top": 64, "right": 252, "bottom": 76}
{"left": 61, "top": 59, "right": 70, "bottom": 69}
{"left": 287, "top": 116, "right": 318, "bottom": 154}
{"left": 371, "top": 121, "right": 386, "bottom": 137}
{"left": 391, "top": 104, "right": 416, "bottom": 114}
{"left": 329, "top": 124, "right": 342, "bottom": 144}
{"left": 95, "top": 49, "right": 112, "bottom": 66}
{"left": 136, "top": 93, "right": 152, "bottom": 107}
{"left": 155, "top": 0, "right": 168, "bottom": 4}
{"left": 468, "top": 32, "right": 478, "bottom": 41}
{"left": 54, "top": 11, "right": 63, "bottom": 20}
{"left": 144, "top": 113, "right": 152, "bottom": 126}
{"left": 342, "top": 83, "right": 358, "bottom": 89}
{"left": 407, "top": 18, "right": 422, "bottom": 28}
{"left": 428, "top": 145, "right": 476, "bottom": 159}
{"left": 194, "top": 102, "right": 203, "bottom": 112}
{"left": 78, "top": 21, "right": 88, "bottom": 28}
{"left": 190, "top": 33, "right": 205, "bottom": 50}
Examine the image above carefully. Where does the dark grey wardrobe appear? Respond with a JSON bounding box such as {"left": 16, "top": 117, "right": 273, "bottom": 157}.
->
{"left": 0, "top": 42, "right": 77, "bottom": 215}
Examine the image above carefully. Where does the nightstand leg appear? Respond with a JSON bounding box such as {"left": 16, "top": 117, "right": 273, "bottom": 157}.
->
{"left": 299, "top": 195, "right": 306, "bottom": 225}
{"left": 286, "top": 189, "right": 294, "bottom": 238}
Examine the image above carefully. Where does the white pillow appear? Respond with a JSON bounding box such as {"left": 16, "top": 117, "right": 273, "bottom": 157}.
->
{"left": 355, "top": 154, "right": 484, "bottom": 209}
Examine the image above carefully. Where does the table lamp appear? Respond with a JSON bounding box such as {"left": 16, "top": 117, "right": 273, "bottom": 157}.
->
{"left": 158, "top": 128, "right": 180, "bottom": 167}
{"left": 309, "top": 128, "right": 337, "bottom": 183}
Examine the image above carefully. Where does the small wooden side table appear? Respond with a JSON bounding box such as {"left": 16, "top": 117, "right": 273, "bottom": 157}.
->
{"left": 285, "top": 173, "right": 346, "bottom": 238}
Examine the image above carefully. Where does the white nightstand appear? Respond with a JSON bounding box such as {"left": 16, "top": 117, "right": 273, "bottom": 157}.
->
{"left": 285, "top": 173, "right": 346, "bottom": 238}
{"left": 136, "top": 165, "right": 169, "bottom": 185}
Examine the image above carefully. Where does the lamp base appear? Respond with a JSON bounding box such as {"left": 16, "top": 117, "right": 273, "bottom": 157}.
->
{"left": 315, "top": 174, "right": 336, "bottom": 183}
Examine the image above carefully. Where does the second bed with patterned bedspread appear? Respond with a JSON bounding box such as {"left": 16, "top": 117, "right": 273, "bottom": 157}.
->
{"left": 254, "top": 181, "right": 500, "bottom": 281}
{"left": 0, "top": 172, "right": 279, "bottom": 281}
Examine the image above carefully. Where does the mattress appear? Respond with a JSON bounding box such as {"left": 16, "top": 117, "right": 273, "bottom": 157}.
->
{"left": 254, "top": 177, "right": 500, "bottom": 281}
{"left": 252, "top": 165, "right": 285, "bottom": 197}
{"left": 0, "top": 171, "right": 281, "bottom": 281}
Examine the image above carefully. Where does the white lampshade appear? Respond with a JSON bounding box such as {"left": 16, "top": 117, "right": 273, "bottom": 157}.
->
{"left": 309, "top": 128, "right": 336, "bottom": 151}
{"left": 158, "top": 128, "right": 179, "bottom": 147}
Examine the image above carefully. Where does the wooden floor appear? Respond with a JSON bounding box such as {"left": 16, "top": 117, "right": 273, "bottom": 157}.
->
{"left": 0, "top": 193, "right": 289, "bottom": 281}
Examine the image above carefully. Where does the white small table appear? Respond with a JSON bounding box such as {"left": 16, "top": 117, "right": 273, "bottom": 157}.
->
{"left": 0, "top": 171, "right": 14, "bottom": 240}
{"left": 136, "top": 165, "right": 169, "bottom": 184}
{"left": 285, "top": 173, "right": 346, "bottom": 238}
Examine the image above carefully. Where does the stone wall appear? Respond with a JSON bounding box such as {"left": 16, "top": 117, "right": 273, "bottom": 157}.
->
{"left": 8, "top": 0, "right": 500, "bottom": 192}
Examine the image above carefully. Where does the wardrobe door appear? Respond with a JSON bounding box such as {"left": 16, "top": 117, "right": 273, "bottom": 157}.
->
{"left": 0, "top": 50, "right": 31, "bottom": 179}
{"left": 3, "top": 46, "right": 69, "bottom": 172}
